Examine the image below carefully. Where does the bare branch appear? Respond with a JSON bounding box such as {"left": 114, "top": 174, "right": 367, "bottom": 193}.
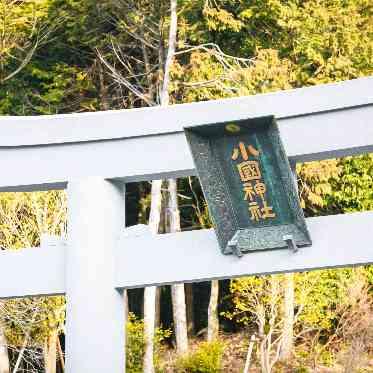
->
{"left": 96, "top": 48, "right": 156, "bottom": 106}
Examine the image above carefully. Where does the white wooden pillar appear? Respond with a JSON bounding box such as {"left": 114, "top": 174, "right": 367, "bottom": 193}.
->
{"left": 66, "top": 178, "right": 125, "bottom": 372}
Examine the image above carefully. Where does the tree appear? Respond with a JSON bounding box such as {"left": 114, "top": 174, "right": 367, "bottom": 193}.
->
{"left": 162, "top": 0, "right": 189, "bottom": 357}
{"left": 207, "top": 280, "right": 219, "bottom": 342}
{"left": 227, "top": 275, "right": 285, "bottom": 373}
{"left": 0, "top": 321, "right": 9, "bottom": 373}
{"left": 187, "top": 176, "right": 221, "bottom": 342}
{"left": 0, "top": 191, "right": 66, "bottom": 372}
{"left": 328, "top": 154, "right": 373, "bottom": 213}
{"left": 0, "top": 0, "right": 50, "bottom": 83}
{"left": 280, "top": 273, "right": 294, "bottom": 362}
{"left": 98, "top": 1, "right": 189, "bottom": 369}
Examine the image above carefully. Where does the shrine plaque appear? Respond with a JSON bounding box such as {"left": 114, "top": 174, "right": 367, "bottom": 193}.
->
{"left": 184, "top": 116, "right": 312, "bottom": 256}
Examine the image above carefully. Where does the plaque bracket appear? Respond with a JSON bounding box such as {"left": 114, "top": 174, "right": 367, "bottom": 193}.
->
{"left": 283, "top": 234, "right": 299, "bottom": 253}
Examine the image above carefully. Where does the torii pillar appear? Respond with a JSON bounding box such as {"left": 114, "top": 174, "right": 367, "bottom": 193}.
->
{"left": 66, "top": 178, "right": 125, "bottom": 372}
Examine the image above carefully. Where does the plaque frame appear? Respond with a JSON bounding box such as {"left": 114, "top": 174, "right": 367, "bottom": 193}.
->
{"left": 184, "top": 116, "right": 312, "bottom": 256}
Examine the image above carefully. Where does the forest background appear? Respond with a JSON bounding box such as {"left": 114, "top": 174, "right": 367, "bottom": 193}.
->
{"left": 0, "top": 0, "right": 372, "bottom": 372}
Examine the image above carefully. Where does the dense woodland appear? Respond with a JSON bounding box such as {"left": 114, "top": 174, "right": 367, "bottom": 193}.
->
{"left": 0, "top": 0, "right": 373, "bottom": 372}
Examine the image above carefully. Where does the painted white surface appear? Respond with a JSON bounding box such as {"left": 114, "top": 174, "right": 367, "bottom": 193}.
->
{"left": 0, "top": 245, "right": 65, "bottom": 299}
{"left": 0, "top": 132, "right": 195, "bottom": 191}
{"left": 0, "top": 78, "right": 371, "bottom": 191}
{"left": 65, "top": 178, "right": 125, "bottom": 373}
{"left": 0, "top": 104, "right": 372, "bottom": 191}
{"left": 0, "top": 77, "right": 372, "bottom": 146}
{"left": 279, "top": 105, "right": 373, "bottom": 162}
{"left": 115, "top": 212, "right": 373, "bottom": 288}
{"left": 1, "top": 211, "right": 372, "bottom": 299}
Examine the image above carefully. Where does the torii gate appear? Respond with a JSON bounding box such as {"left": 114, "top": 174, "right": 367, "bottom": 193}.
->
{"left": 0, "top": 77, "right": 372, "bottom": 372}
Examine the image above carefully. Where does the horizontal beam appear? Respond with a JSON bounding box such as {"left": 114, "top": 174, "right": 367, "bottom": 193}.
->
{"left": 277, "top": 105, "right": 373, "bottom": 162}
{"left": 0, "top": 78, "right": 372, "bottom": 191}
{"left": 1, "top": 77, "right": 372, "bottom": 147}
{"left": 0, "top": 244, "right": 65, "bottom": 299}
{"left": 0, "top": 105, "right": 372, "bottom": 192}
{"left": 115, "top": 212, "right": 373, "bottom": 288}
{"left": 0, "top": 212, "right": 372, "bottom": 298}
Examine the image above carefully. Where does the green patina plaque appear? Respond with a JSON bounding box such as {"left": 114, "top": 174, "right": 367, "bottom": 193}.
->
{"left": 184, "top": 116, "right": 312, "bottom": 256}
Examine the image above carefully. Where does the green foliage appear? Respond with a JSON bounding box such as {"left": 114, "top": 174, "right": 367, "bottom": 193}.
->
{"left": 295, "top": 269, "right": 355, "bottom": 331}
{"left": 2, "top": 0, "right": 372, "bottom": 114}
{"left": 296, "top": 160, "right": 341, "bottom": 214}
{"left": 0, "top": 0, "right": 51, "bottom": 81}
{"left": 4, "top": 296, "right": 65, "bottom": 346}
{"left": 0, "top": 61, "right": 98, "bottom": 115}
{"left": 126, "top": 313, "right": 171, "bottom": 373}
{"left": 0, "top": 0, "right": 112, "bottom": 114}
{"left": 126, "top": 313, "right": 145, "bottom": 373}
{"left": 364, "top": 266, "right": 373, "bottom": 287}
{"left": 293, "top": 368, "right": 309, "bottom": 373}
{"left": 173, "top": 48, "right": 296, "bottom": 103}
{"left": 328, "top": 154, "right": 373, "bottom": 213}
{"left": 175, "top": 341, "right": 224, "bottom": 373}
{"left": 226, "top": 268, "right": 373, "bottom": 361}
{"left": 178, "top": 176, "right": 213, "bottom": 230}
{"left": 225, "top": 275, "right": 282, "bottom": 326}
{"left": 314, "top": 344, "right": 336, "bottom": 367}
{"left": 0, "top": 191, "right": 66, "bottom": 249}
{"left": 26, "top": 63, "right": 97, "bottom": 114}
{"left": 0, "top": 191, "right": 66, "bottom": 357}
{"left": 178, "top": 0, "right": 372, "bottom": 96}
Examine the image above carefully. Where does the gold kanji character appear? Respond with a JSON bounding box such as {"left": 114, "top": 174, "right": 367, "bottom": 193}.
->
{"left": 248, "top": 145, "right": 260, "bottom": 157}
{"left": 232, "top": 142, "right": 259, "bottom": 161}
{"left": 254, "top": 181, "right": 266, "bottom": 200}
{"left": 261, "top": 200, "right": 276, "bottom": 219}
{"left": 249, "top": 202, "right": 262, "bottom": 222}
{"left": 243, "top": 183, "right": 256, "bottom": 201}
{"left": 237, "top": 161, "right": 261, "bottom": 182}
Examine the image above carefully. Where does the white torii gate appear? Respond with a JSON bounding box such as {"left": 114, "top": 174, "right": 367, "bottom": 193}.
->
{"left": 0, "top": 77, "right": 372, "bottom": 372}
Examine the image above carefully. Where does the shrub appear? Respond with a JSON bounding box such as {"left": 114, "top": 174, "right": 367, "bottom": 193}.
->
{"left": 294, "top": 368, "right": 309, "bottom": 373}
{"left": 175, "top": 340, "right": 224, "bottom": 373}
{"left": 126, "top": 313, "right": 171, "bottom": 373}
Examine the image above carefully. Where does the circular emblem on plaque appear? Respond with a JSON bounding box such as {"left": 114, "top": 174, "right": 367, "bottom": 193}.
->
{"left": 225, "top": 123, "right": 241, "bottom": 133}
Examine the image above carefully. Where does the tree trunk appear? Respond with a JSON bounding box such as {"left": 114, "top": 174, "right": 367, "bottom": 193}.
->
{"left": 159, "top": 0, "right": 177, "bottom": 107}
{"left": 98, "top": 59, "right": 110, "bottom": 111}
{"left": 207, "top": 280, "right": 219, "bottom": 341}
{"left": 13, "top": 313, "right": 36, "bottom": 373}
{"left": 143, "top": 179, "right": 163, "bottom": 373}
{"left": 185, "top": 284, "right": 194, "bottom": 335}
{"left": 155, "top": 287, "right": 162, "bottom": 328}
{"left": 243, "top": 334, "right": 256, "bottom": 373}
{"left": 280, "top": 163, "right": 297, "bottom": 361}
{"left": 161, "top": 0, "right": 189, "bottom": 357}
{"left": 124, "top": 289, "right": 128, "bottom": 327}
{"left": 45, "top": 329, "right": 58, "bottom": 373}
{"left": 13, "top": 335, "right": 29, "bottom": 373}
{"left": 0, "top": 319, "right": 10, "bottom": 373}
{"left": 171, "top": 284, "right": 188, "bottom": 355}
{"left": 166, "top": 179, "right": 188, "bottom": 355}
{"left": 57, "top": 337, "right": 65, "bottom": 372}
{"left": 143, "top": 0, "right": 179, "bottom": 369}
{"left": 13, "top": 331, "right": 32, "bottom": 373}
{"left": 43, "top": 338, "right": 48, "bottom": 371}
{"left": 280, "top": 273, "right": 294, "bottom": 361}
{"left": 143, "top": 286, "right": 157, "bottom": 373}
{"left": 124, "top": 289, "right": 128, "bottom": 370}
